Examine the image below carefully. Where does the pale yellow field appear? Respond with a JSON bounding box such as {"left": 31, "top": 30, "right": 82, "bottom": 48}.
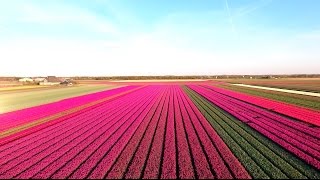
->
{"left": 0, "top": 85, "right": 51, "bottom": 91}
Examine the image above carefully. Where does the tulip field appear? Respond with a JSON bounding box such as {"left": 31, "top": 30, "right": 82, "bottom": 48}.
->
{"left": 0, "top": 82, "right": 319, "bottom": 179}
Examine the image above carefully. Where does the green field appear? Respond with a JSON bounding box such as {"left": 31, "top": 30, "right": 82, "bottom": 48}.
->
{"left": 0, "top": 85, "right": 118, "bottom": 113}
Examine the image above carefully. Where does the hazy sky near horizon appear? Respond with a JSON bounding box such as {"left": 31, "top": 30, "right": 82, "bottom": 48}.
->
{"left": 0, "top": 0, "right": 319, "bottom": 76}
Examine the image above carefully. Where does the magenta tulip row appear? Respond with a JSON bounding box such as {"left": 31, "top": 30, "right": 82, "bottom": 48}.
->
{"left": 189, "top": 85, "right": 320, "bottom": 170}
{"left": 204, "top": 85, "right": 320, "bottom": 126}
{"left": 0, "top": 86, "right": 161, "bottom": 179}
{"left": 0, "top": 85, "right": 139, "bottom": 132}
{"left": 0, "top": 85, "right": 250, "bottom": 179}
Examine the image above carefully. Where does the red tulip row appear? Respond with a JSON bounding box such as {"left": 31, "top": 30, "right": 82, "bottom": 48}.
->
{"left": 189, "top": 85, "right": 320, "bottom": 170}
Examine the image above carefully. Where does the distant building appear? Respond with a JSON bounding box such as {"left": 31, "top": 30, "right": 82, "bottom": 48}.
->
{"left": 34, "top": 77, "right": 46, "bottom": 83}
{"left": 39, "top": 76, "right": 62, "bottom": 85}
{"left": 18, "top": 77, "right": 34, "bottom": 82}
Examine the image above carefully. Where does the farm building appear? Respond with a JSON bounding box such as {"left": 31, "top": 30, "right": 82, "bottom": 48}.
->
{"left": 18, "top": 77, "right": 34, "bottom": 82}
{"left": 39, "top": 76, "right": 62, "bottom": 85}
{"left": 34, "top": 77, "right": 46, "bottom": 83}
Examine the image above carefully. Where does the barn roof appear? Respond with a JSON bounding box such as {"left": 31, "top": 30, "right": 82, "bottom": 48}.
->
{"left": 47, "top": 76, "right": 62, "bottom": 82}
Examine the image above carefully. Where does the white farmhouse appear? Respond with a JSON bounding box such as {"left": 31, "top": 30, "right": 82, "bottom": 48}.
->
{"left": 18, "top": 77, "right": 34, "bottom": 82}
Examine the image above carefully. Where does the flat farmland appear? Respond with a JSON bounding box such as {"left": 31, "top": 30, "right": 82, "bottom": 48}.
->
{"left": 217, "top": 78, "right": 320, "bottom": 93}
{"left": 0, "top": 85, "right": 118, "bottom": 113}
{"left": 0, "top": 81, "right": 319, "bottom": 179}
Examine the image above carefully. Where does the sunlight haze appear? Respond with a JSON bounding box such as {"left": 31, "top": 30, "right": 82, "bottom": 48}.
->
{"left": 0, "top": 0, "right": 319, "bottom": 76}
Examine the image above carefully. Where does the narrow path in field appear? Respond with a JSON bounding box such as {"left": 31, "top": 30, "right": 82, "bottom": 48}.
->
{"left": 232, "top": 84, "right": 320, "bottom": 97}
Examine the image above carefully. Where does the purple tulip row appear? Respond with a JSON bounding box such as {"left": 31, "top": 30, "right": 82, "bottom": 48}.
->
{"left": 189, "top": 85, "right": 320, "bottom": 170}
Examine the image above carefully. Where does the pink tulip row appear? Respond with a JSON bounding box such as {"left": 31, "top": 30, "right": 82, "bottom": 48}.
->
{"left": 0, "top": 86, "right": 142, "bottom": 148}
{"left": 0, "top": 85, "right": 250, "bottom": 179}
{"left": 201, "top": 85, "right": 320, "bottom": 139}
{"left": 0, "top": 85, "right": 139, "bottom": 132}
{"left": 202, "top": 85, "right": 320, "bottom": 140}
{"left": 204, "top": 85, "right": 320, "bottom": 126}
{"left": 176, "top": 87, "right": 251, "bottom": 179}
{"left": 189, "top": 85, "right": 320, "bottom": 170}
{"left": 104, "top": 87, "right": 169, "bottom": 179}
{"left": 107, "top": 86, "right": 249, "bottom": 179}
{"left": 0, "top": 86, "right": 161, "bottom": 179}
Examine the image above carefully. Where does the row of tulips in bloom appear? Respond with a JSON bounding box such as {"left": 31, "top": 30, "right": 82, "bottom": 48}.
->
{"left": 0, "top": 85, "right": 250, "bottom": 179}
{"left": 0, "top": 85, "right": 139, "bottom": 132}
{"left": 188, "top": 85, "right": 320, "bottom": 171}
{"left": 204, "top": 84, "right": 320, "bottom": 126}
{"left": 185, "top": 86, "right": 320, "bottom": 179}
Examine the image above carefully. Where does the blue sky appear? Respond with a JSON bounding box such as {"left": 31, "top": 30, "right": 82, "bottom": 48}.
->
{"left": 0, "top": 0, "right": 319, "bottom": 76}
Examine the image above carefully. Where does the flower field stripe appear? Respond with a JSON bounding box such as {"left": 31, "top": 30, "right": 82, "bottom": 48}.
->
{"left": 202, "top": 85, "right": 320, "bottom": 139}
{"left": 177, "top": 87, "right": 231, "bottom": 178}
{"left": 179, "top": 86, "right": 251, "bottom": 179}
{"left": 0, "top": 86, "right": 156, "bottom": 178}
{"left": 0, "top": 85, "right": 138, "bottom": 132}
{"left": 105, "top": 87, "right": 169, "bottom": 179}
{"left": 218, "top": 83, "right": 320, "bottom": 110}
{"left": 0, "top": 86, "right": 146, "bottom": 159}
{"left": 0, "top": 91, "right": 138, "bottom": 161}
{"left": 0, "top": 89, "right": 135, "bottom": 154}
{"left": 172, "top": 86, "right": 196, "bottom": 179}
{"left": 204, "top": 84, "right": 320, "bottom": 126}
{"left": 0, "top": 86, "right": 154, "bottom": 179}
{"left": 0, "top": 85, "right": 145, "bottom": 140}
{"left": 65, "top": 86, "right": 161, "bottom": 179}
{"left": 188, "top": 85, "right": 320, "bottom": 171}
{"left": 194, "top": 85, "right": 320, "bottom": 162}
{"left": 160, "top": 87, "right": 177, "bottom": 179}
{"left": 200, "top": 86, "right": 320, "bottom": 147}
{"left": 123, "top": 87, "right": 170, "bottom": 179}
{"left": 1, "top": 84, "right": 319, "bottom": 179}
{"left": 30, "top": 89, "right": 153, "bottom": 179}
{"left": 193, "top": 85, "right": 320, "bottom": 145}
{"left": 175, "top": 86, "right": 214, "bottom": 179}
{"left": 188, "top": 86, "right": 320, "bottom": 179}
{"left": 48, "top": 87, "right": 160, "bottom": 179}
{"left": 88, "top": 86, "right": 167, "bottom": 179}
{"left": 11, "top": 87, "right": 149, "bottom": 179}
{"left": 184, "top": 87, "right": 313, "bottom": 179}
{"left": 142, "top": 87, "right": 171, "bottom": 179}
{"left": 190, "top": 85, "right": 320, "bottom": 167}
{"left": 0, "top": 86, "right": 144, "bottom": 158}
